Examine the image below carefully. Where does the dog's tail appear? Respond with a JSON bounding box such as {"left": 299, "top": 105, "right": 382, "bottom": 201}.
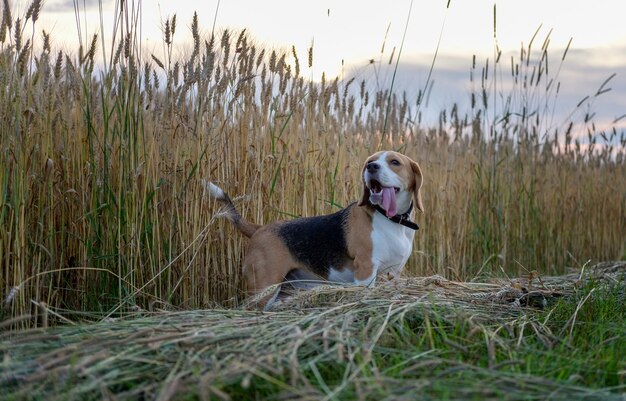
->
{"left": 203, "top": 180, "right": 260, "bottom": 238}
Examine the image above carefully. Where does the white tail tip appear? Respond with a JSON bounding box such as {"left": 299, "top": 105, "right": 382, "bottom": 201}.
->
{"left": 201, "top": 179, "right": 226, "bottom": 199}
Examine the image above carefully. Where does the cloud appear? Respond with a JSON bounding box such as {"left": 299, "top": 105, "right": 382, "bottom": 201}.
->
{"left": 43, "top": 0, "right": 113, "bottom": 13}
{"left": 342, "top": 48, "right": 626, "bottom": 134}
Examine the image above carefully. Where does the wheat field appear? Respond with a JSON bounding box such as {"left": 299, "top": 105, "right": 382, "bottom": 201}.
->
{"left": 0, "top": 2, "right": 625, "bottom": 329}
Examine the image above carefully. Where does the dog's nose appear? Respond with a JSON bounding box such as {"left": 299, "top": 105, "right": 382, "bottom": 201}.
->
{"left": 366, "top": 162, "right": 380, "bottom": 173}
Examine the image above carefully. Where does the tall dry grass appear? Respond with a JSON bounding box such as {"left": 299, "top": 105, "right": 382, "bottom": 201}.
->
{"left": 0, "top": 2, "right": 624, "bottom": 328}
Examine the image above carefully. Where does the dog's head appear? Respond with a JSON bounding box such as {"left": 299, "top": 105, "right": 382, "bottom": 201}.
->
{"left": 358, "top": 151, "right": 424, "bottom": 217}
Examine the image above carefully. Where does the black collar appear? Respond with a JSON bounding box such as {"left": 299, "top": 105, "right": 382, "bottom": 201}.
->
{"left": 373, "top": 203, "right": 419, "bottom": 231}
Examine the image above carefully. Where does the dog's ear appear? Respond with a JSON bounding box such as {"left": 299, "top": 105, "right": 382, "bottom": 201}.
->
{"left": 358, "top": 162, "right": 370, "bottom": 206}
{"left": 411, "top": 160, "right": 424, "bottom": 212}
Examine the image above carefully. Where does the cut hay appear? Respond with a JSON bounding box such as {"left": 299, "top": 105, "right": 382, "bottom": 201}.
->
{"left": 251, "top": 261, "right": 624, "bottom": 315}
{"left": 1, "top": 262, "right": 624, "bottom": 401}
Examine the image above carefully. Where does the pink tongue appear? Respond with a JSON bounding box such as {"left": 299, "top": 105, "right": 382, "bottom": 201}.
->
{"left": 381, "top": 187, "right": 397, "bottom": 217}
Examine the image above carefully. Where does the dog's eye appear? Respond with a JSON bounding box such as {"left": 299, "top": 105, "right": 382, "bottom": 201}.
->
{"left": 390, "top": 159, "right": 400, "bottom": 166}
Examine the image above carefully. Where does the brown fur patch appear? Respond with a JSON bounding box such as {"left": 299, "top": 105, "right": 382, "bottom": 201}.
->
{"left": 242, "top": 226, "right": 305, "bottom": 295}
{"left": 344, "top": 205, "right": 375, "bottom": 281}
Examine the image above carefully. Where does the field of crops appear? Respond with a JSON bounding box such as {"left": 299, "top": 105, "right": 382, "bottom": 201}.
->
{"left": 1, "top": 1, "right": 624, "bottom": 323}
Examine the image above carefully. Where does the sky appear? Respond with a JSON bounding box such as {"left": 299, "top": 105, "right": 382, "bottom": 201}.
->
{"left": 10, "top": 0, "right": 626, "bottom": 136}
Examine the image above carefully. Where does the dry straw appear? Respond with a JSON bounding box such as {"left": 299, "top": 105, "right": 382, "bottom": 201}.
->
{"left": 1, "top": 262, "right": 624, "bottom": 400}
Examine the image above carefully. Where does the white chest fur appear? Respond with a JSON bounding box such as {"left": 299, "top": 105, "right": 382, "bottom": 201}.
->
{"left": 350, "top": 212, "right": 415, "bottom": 286}
{"left": 371, "top": 212, "right": 415, "bottom": 273}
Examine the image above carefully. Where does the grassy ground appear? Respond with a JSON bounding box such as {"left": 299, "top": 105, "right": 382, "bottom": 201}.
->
{"left": 1, "top": 262, "right": 624, "bottom": 400}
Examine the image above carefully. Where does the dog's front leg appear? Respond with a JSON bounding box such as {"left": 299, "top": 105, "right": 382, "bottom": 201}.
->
{"left": 352, "top": 256, "right": 378, "bottom": 287}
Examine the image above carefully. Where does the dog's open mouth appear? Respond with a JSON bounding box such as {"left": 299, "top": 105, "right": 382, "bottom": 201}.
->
{"left": 368, "top": 179, "right": 399, "bottom": 217}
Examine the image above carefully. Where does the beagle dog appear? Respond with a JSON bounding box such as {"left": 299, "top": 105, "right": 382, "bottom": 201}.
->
{"left": 205, "top": 150, "right": 423, "bottom": 301}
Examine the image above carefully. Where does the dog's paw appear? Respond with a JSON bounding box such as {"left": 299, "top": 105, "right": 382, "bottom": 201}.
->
{"left": 386, "top": 271, "right": 398, "bottom": 281}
